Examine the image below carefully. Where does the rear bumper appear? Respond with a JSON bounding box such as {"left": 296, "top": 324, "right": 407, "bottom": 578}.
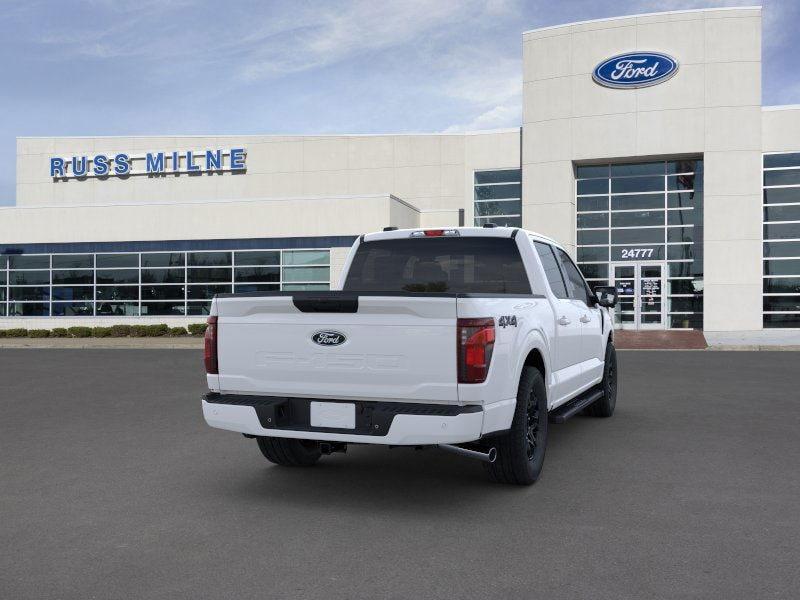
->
{"left": 202, "top": 393, "right": 502, "bottom": 445}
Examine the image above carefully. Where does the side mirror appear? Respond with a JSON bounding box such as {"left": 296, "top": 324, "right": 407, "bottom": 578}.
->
{"left": 593, "top": 286, "right": 618, "bottom": 308}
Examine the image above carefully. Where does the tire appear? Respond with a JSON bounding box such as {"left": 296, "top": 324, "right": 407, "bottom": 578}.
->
{"left": 486, "top": 366, "right": 548, "bottom": 485}
{"left": 585, "top": 341, "right": 617, "bottom": 418}
{"left": 256, "top": 436, "right": 322, "bottom": 467}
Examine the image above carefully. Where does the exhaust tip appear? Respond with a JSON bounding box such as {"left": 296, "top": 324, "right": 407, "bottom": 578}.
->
{"left": 487, "top": 447, "right": 497, "bottom": 463}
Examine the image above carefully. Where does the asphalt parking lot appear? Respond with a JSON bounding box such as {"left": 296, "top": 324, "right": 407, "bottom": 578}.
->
{"left": 1, "top": 349, "right": 799, "bottom": 599}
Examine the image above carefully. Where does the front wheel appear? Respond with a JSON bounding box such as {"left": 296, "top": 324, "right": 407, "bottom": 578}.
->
{"left": 585, "top": 341, "right": 617, "bottom": 418}
{"left": 256, "top": 436, "right": 322, "bottom": 467}
{"left": 486, "top": 366, "right": 548, "bottom": 485}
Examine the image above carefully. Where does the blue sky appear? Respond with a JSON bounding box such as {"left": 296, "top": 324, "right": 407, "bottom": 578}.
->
{"left": 1, "top": 0, "right": 798, "bottom": 206}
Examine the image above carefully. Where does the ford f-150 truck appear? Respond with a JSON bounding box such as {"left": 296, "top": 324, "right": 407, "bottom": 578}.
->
{"left": 202, "top": 226, "right": 619, "bottom": 485}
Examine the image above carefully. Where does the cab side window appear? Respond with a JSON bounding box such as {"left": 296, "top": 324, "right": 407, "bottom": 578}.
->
{"left": 533, "top": 241, "right": 568, "bottom": 299}
{"left": 554, "top": 248, "right": 591, "bottom": 305}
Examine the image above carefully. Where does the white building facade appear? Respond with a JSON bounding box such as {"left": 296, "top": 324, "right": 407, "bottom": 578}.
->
{"left": 2, "top": 6, "right": 799, "bottom": 332}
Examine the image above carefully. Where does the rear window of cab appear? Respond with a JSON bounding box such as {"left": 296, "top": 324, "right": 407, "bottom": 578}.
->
{"left": 343, "top": 237, "right": 531, "bottom": 294}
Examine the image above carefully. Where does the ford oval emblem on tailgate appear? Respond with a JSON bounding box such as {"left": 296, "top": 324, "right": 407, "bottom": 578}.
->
{"left": 312, "top": 330, "right": 347, "bottom": 346}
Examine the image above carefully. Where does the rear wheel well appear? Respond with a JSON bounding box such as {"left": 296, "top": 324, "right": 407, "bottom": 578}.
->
{"left": 523, "top": 348, "right": 546, "bottom": 380}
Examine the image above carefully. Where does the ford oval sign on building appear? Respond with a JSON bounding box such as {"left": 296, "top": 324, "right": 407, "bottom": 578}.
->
{"left": 592, "top": 52, "right": 679, "bottom": 89}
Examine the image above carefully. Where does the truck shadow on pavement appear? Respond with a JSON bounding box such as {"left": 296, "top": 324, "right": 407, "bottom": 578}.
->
{"left": 200, "top": 419, "right": 597, "bottom": 512}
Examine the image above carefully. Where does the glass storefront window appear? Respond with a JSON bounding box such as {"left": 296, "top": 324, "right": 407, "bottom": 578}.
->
{"left": 763, "top": 153, "right": 800, "bottom": 328}
{"left": 577, "top": 158, "right": 704, "bottom": 329}
{"left": 0, "top": 248, "right": 331, "bottom": 317}
{"left": 474, "top": 169, "right": 521, "bottom": 227}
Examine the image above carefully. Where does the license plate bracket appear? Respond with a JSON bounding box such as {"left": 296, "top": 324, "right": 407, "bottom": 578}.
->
{"left": 310, "top": 401, "right": 356, "bottom": 429}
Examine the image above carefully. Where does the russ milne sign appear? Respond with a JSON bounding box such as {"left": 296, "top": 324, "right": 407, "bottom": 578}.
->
{"left": 50, "top": 148, "right": 246, "bottom": 179}
{"left": 592, "top": 52, "right": 678, "bottom": 89}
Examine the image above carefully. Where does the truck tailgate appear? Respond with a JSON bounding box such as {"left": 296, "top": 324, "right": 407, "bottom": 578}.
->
{"left": 216, "top": 294, "right": 458, "bottom": 402}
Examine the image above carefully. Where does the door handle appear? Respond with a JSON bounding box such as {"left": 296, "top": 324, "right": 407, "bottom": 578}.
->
{"left": 558, "top": 316, "right": 571, "bottom": 326}
{"left": 580, "top": 314, "right": 591, "bottom": 324}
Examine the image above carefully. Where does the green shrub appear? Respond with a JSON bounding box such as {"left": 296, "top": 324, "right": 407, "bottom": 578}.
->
{"left": 167, "top": 326, "right": 188, "bottom": 337}
{"left": 51, "top": 328, "right": 69, "bottom": 338}
{"left": 27, "top": 329, "right": 51, "bottom": 338}
{"left": 188, "top": 323, "right": 208, "bottom": 336}
{"left": 130, "top": 325, "right": 148, "bottom": 337}
{"left": 91, "top": 327, "right": 113, "bottom": 338}
{"left": 146, "top": 324, "right": 169, "bottom": 337}
{"left": 67, "top": 326, "right": 92, "bottom": 338}
{"left": 109, "top": 324, "right": 132, "bottom": 337}
{"left": 0, "top": 330, "right": 5, "bottom": 338}
{"left": 4, "top": 328, "right": 28, "bottom": 338}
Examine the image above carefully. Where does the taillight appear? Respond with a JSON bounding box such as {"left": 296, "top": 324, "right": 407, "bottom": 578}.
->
{"left": 204, "top": 316, "right": 218, "bottom": 374}
{"left": 457, "top": 317, "right": 495, "bottom": 383}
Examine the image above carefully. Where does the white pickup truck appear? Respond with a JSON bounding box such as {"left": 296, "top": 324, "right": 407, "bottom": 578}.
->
{"left": 202, "top": 226, "right": 619, "bottom": 485}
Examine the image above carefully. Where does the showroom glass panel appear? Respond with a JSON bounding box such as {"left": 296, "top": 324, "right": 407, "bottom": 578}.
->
{"left": 141, "top": 285, "right": 185, "bottom": 301}
{"left": 611, "top": 210, "right": 665, "bottom": 228}
{"left": 142, "top": 268, "right": 184, "bottom": 284}
{"left": 96, "top": 302, "right": 138, "bottom": 316}
{"left": 53, "top": 286, "right": 94, "bottom": 301}
{"left": 10, "top": 287, "right": 50, "bottom": 301}
{"left": 186, "top": 302, "right": 211, "bottom": 316}
{"left": 234, "top": 251, "right": 279, "bottom": 266}
{"left": 764, "top": 169, "right": 800, "bottom": 187}
{"left": 283, "top": 283, "right": 330, "bottom": 291}
{"left": 234, "top": 267, "right": 280, "bottom": 283}
{"left": 52, "top": 302, "right": 93, "bottom": 316}
{"left": 9, "top": 302, "right": 49, "bottom": 316}
{"left": 187, "top": 268, "right": 231, "bottom": 283}
{"left": 52, "top": 254, "right": 93, "bottom": 269}
{"left": 96, "top": 269, "right": 138, "bottom": 284}
{"left": 141, "top": 252, "right": 185, "bottom": 268}
{"left": 9, "top": 270, "right": 50, "bottom": 285}
{"left": 763, "top": 153, "right": 800, "bottom": 328}
{"left": 576, "top": 158, "right": 704, "bottom": 328}
{"left": 282, "top": 266, "right": 330, "bottom": 283}
{"left": 764, "top": 259, "right": 800, "bottom": 275}
{"left": 96, "top": 286, "right": 139, "bottom": 301}
{"left": 611, "top": 194, "right": 664, "bottom": 211}
{"left": 474, "top": 169, "right": 521, "bottom": 185}
{"left": 576, "top": 165, "right": 609, "bottom": 179}
{"left": 474, "top": 184, "right": 521, "bottom": 200}
{"left": 474, "top": 200, "right": 522, "bottom": 218}
{"left": 577, "top": 212, "right": 608, "bottom": 228}
{"left": 283, "top": 250, "right": 330, "bottom": 266}
{"left": 764, "top": 223, "right": 800, "bottom": 240}
{"left": 188, "top": 251, "right": 231, "bottom": 267}
{"left": 577, "top": 179, "right": 608, "bottom": 195}
{"left": 577, "top": 230, "right": 608, "bottom": 246}
{"left": 52, "top": 270, "right": 93, "bottom": 284}
{"left": 764, "top": 205, "right": 800, "bottom": 222}
{"left": 141, "top": 302, "right": 185, "bottom": 316}
{"left": 474, "top": 169, "right": 521, "bottom": 227}
{"left": 187, "top": 284, "right": 232, "bottom": 300}
{"left": 96, "top": 254, "right": 138, "bottom": 268}
{"left": 9, "top": 255, "right": 49, "bottom": 269}
{"left": 577, "top": 196, "right": 608, "bottom": 212}
{"left": 763, "top": 187, "right": 800, "bottom": 204}
{"left": 668, "top": 209, "right": 698, "bottom": 226}
{"left": 234, "top": 283, "right": 280, "bottom": 294}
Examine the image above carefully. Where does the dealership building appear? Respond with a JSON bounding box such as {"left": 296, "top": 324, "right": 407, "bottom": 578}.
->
{"left": 2, "top": 6, "right": 799, "bottom": 334}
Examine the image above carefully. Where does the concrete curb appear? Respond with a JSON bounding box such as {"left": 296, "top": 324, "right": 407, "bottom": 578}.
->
{"left": 0, "top": 338, "right": 204, "bottom": 349}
